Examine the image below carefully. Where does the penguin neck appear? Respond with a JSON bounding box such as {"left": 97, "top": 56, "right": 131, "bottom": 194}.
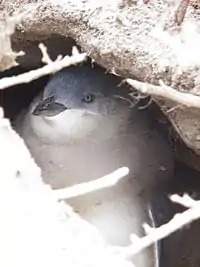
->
{"left": 29, "top": 106, "right": 133, "bottom": 146}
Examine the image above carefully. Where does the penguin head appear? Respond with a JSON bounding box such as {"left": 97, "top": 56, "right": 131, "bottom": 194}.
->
{"left": 30, "top": 64, "right": 135, "bottom": 144}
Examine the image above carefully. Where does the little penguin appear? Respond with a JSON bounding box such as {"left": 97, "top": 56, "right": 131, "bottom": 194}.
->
{"left": 14, "top": 63, "right": 174, "bottom": 267}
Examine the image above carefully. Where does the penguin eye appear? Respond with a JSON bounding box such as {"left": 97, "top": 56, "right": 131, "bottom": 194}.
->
{"left": 81, "top": 94, "right": 95, "bottom": 103}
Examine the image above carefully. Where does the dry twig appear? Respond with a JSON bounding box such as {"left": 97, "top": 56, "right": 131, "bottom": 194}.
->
{"left": 174, "top": 0, "right": 190, "bottom": 26}
{"left": 127, "top": 78, "right": 200, "bottom": 109}
{"left": 39, "top": 43, "right": 53, "bottom": 64}
{"left": 54, "top": 167, "right": 129, "bottom": 200}
{"left": 0, "top": 43, "right": 87, "bottom": 90}
{"left": 113, "top": 194, "right": 200, "bottom": 259}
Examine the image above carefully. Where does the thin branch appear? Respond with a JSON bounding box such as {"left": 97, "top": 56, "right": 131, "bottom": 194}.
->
{"left": 39, "top": 43, "right": 53, "bottom": 64}
{"left": 113, "top": 194, "right": 200, "bottom": 259}
{"left": 126, "top": 78, "right": 200, "bottom": 109}
{"left": 0, "top": 44, "right": 87, "bottom": 90}
{"left": 54, "top": 167, "right": 129, "bottom": 200}
{"left": 174, "top": 0, "right": 190, "bottom": 26}
{"left": 170, "top": 193, "right": 197, "bottom": 208}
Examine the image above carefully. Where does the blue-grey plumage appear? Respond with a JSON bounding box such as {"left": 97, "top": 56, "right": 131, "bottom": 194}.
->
{"left": 15, "top": 64, "right": 174, "bottom": 267}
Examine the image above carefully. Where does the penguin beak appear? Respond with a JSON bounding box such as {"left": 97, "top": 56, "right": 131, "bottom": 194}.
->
{"left": 32, "top": 96, "right": 68, "bottom": 117}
